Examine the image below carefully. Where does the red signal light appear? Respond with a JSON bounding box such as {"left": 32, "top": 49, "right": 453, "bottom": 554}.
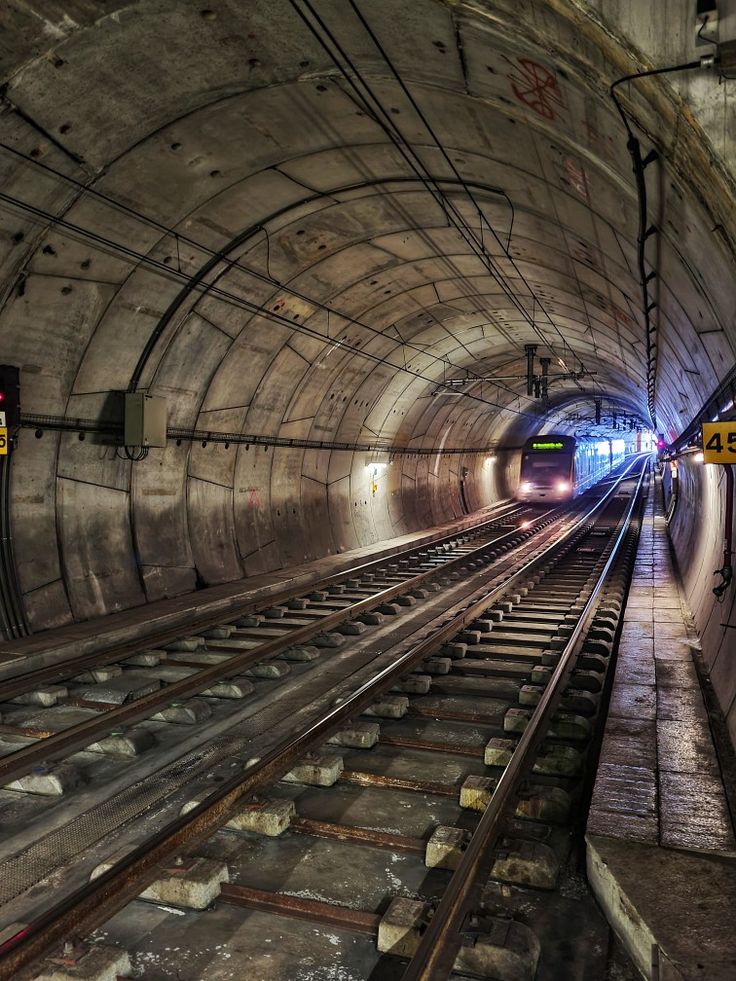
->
{"left": 657, "top": 439, "right": 665, "bottom": 448}
{"left": 0, "top": 392, "right": 5, "bottom": 402}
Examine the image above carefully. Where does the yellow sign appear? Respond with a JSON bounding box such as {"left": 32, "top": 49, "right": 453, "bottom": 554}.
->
{"left": 702, "top": 422, "right": 736, "bottom": 464}
{"left": 0, "top": 427, "right": 7, "bottom": 455}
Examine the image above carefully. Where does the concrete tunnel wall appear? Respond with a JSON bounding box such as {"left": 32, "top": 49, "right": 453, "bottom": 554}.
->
{"left": 669, "top": 460, "right": 736, "bottom": 745}
{"left": 0, "top": 1, "right": 735, "bottom": 737}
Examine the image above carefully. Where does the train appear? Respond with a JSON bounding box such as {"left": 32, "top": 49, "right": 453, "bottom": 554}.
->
{"left": 515, "top": 434, "right": 627, "bottom": 502}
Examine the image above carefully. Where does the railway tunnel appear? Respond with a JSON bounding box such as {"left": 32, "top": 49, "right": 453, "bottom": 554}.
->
{"left": 0, "top": 1, "right": 734, "bottom": 979}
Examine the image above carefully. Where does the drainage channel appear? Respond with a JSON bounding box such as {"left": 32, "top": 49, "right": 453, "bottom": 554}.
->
{"left": 0, "top": 458, "right": 648, "bottom": 980}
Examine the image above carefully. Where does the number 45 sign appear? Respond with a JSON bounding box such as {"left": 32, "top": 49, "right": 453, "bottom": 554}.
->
{"left": 702, "top": 422, "right": 736, "bottom": 464}
{"left": 0, "top": 411, "right": 6, "bottom": 456}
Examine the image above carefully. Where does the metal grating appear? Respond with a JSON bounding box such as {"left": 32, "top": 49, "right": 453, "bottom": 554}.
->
{"left": 0, "top": 733, "right": 249, "bottom": 908}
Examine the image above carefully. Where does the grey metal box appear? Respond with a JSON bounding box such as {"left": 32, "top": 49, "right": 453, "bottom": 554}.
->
{"left": 124, "top": 393, "right": 167, "bottom": 447}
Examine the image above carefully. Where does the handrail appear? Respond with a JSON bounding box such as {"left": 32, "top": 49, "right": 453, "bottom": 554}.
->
{"left": 401, "top": 460, "right": 648, "bottom": 981}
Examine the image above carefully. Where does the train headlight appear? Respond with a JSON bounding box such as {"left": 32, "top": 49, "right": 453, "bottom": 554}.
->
{"left": 556, "top": 480, "right": 570, "bottom": 492}
{"left": 520, "top": 481, "right": 532, "bottom": 492}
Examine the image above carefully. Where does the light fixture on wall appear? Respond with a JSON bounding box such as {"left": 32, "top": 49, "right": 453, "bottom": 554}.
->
{"left": 366, "top": 460, "right": 389, "bottom": 497}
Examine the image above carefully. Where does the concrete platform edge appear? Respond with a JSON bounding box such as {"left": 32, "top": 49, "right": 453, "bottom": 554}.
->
{"left": 586, "top": 833, "right": 736, "bottom": 981}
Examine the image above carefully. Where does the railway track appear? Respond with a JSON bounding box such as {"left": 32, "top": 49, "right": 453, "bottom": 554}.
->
{"left": 0, "top": 459, "right": 647, "bottom": 979}
{"left": 0, "top": 500, "right": 550, "bottom": 792}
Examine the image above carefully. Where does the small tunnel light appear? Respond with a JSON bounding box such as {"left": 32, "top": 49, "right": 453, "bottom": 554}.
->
{"left": 520, "top": 481, "right": 532, "bottom": 492}
{"left": 520, "top": 519, "right": 531, "bottom": 529}
{"left": 556, "top": 480, "right": 570, "bottom": 492}
{"left": 693, "top": 451, "right": 704, "bottom": 463}
{"left": 484, "top": 455, "right": 497, "bottom": 466}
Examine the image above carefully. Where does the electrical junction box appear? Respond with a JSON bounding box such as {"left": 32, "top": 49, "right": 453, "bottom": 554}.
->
{"left": 124, "top": 393, "right": 167, "bottom": 447}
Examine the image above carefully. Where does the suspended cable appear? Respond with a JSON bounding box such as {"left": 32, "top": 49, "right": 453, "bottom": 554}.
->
{"left": 0, "top": 188, "right": 539, "bottom": 419}
{"left": 346, "top": 0, "right": 584, "bottom": 373}
{"left": 0, "top": 141, "right": 527, "bottom": 405}
{"left": 288, "top": 0, "right": 552, "bottom": 361}
{"left": 21, "top": 412, "right": 502, "bottom": 457}
{"left": 293, "top": 0, "right": 586, "bottom": 380}
{"left": 610, "top": 57, "right": 705, "bottom": 428}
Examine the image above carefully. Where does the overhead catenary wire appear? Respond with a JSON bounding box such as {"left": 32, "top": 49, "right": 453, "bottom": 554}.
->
{"left": 0, "top": 188, "right": 539, "bottom": 420}
{"left": 288, "top": 0, "right": 537, "bottom": 367}
{"left": 288, "top": 0, "right": 584, "bottom": 378}
{"left": 0, "top": 140, "right": 528, "bottom": 406}
{"left": 345, "top": 0, "right": 585, "bottom": 377}
{"left": 293, "top": 0, "right": 588, "bottom": 388}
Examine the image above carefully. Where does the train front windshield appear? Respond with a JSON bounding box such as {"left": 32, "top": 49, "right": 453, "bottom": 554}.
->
{"left": 520, "top": 453, "right": 572, "bottom": 483}
{"left": 517, "top": 437, "right": 576, "bottom": 501}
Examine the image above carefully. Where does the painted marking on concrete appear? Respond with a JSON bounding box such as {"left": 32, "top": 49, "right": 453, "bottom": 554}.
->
{"left": 507, "top": 57, "right": 564, "bottom": 120}
{"left": 563, "top": 156, "right": 589, "bottom": 199}
{"left": 583, "top": 120, "right": 616, "bottom": 159}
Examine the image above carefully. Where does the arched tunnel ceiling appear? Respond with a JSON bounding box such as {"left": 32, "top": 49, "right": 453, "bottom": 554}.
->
{"left": 1, "top": 0, "right": 735, "bottom": 626}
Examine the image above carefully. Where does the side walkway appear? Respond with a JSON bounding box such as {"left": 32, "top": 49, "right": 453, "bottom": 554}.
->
{"left": 586, "top": 476, "right": 736, "bottom": 979}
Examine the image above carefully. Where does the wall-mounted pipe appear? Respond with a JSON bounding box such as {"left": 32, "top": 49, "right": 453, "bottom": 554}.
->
{"left": 713, "top": 464, "right": 734, "bottom": 598}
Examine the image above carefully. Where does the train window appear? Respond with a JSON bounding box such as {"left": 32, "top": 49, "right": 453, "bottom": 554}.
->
{"left": 522, "top": 455, "right": 571, "bottom": 473}
{"left": 525, "top": 458, "right": 563, "bottom": 471}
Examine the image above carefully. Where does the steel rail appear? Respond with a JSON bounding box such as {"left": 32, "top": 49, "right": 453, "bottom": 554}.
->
{"left": 0, "top": 457, "right": 645, "bottom": 980}
{"left": 401, "top": 461, "right": 648, "bottom": 981}
{"left": 0, "top": 504, "right": 556, "bottom": 785}
{"left": 0, "top": 500, "right": 528, "bottom": 690}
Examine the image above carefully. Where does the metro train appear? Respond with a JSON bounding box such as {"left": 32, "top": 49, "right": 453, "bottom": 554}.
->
{"left": 515, "top": 434, "right": 626, "bottom": 502}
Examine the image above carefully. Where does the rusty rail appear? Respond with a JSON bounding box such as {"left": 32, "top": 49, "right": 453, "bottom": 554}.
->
{"left": 0, "top": 500, "right": 526, "bottom": 688}
{"left": 400, "top": 460, "right": 648, "bottom": 981}
{"left": 290, "top": 816, "right": 426, "bottom": 854}
{"left": 0, "top": 506, "right": 558, "bottom": 788}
